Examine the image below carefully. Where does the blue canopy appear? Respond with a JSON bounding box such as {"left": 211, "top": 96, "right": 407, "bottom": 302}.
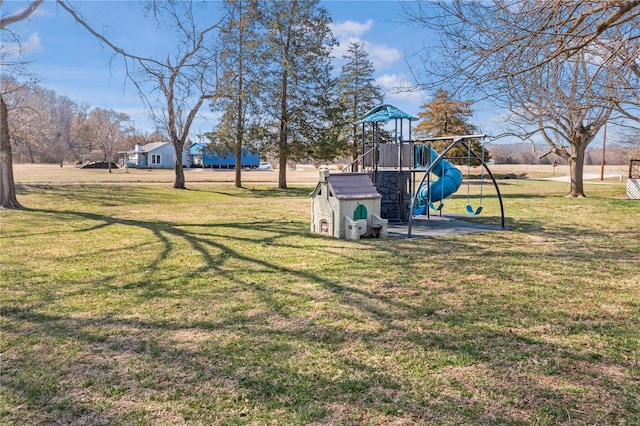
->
{"left": 357, "top": 104, "right": 418, "bottom": 123}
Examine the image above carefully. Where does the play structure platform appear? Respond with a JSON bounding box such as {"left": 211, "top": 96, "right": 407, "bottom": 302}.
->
{"left": 386, "top": 215, "right": 504, "bottom": 239}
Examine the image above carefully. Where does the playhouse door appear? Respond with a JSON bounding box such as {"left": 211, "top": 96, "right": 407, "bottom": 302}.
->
{"left": 354, "top": 204, "right": 367, "bottom": 220}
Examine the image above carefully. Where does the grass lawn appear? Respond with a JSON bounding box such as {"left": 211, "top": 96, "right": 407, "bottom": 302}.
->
{"left": 1, "top": 172, "right": 639, "bottom": 425}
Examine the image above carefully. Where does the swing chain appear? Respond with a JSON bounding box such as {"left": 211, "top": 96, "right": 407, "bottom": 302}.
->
{"left": 466, "top": 141, "right": 484, "bottom": 215}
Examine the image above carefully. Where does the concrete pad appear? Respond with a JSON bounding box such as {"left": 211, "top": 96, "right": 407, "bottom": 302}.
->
{"left": 387, "top": 214, "right": 504, "bottom": 239}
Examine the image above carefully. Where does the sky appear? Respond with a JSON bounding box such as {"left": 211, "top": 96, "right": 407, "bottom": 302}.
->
{"left": 1, "top": 0, "right": 506, "bottom": 140}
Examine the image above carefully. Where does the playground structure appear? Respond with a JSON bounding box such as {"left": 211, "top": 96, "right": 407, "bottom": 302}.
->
{"left": 339, "top": 104, "right": 505, "bottom": 238}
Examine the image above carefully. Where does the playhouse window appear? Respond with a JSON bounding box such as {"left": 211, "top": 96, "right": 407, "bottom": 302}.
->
{"left": 354, "top": 204, "right": 367, "bottom": 220}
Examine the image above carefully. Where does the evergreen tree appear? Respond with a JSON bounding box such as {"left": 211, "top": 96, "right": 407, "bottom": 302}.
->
{"left": 415, "top": 89, "right": 489, "bottom": 166}
{"left": 207, "top": 0, "right": 262, "bottom": 188}
{"left": 337, "top": 41, "right": 384, "bottom": 161}
{"left": 258, "top": 0, "right": 336, "bottom": 188}
{"left": 304, "top": 80, "right": 349, "bottom": 164}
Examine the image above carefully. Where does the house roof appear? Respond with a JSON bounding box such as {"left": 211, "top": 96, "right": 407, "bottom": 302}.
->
{"left": 311, "top": 172, "right": 381, "bottom": 200}
{"left": 121, "top": 141, "right": 184, "bottom": 155}
{"left": 142, "top": 141, "right": 171, "bottom": 152}
{"left": 190, "top": 142, "right": 207, "bottom": 155}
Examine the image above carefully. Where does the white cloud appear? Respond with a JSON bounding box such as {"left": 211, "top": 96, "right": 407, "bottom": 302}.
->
{"left": 376, "top": 74, "right": 427, "bottom": 106}
{"left": 330, "top": 19, "right": 374, "bottom": 39}
{"left": 332, "top": 38, "right": 401, "bottom": 70}
{"left": 332, "top": 36, "right": 358, "bottom": 60}
{"left": 366, "top": 42, "right": 402, "bottom": 70}
{"left": 330, "top": 19, "right": 400, "bottom": 70}
{"left": 0, "top": 32, "right": 42, "bottom": 58}
{"left": 23, "top": 33, "right": 42, "bottom": 53}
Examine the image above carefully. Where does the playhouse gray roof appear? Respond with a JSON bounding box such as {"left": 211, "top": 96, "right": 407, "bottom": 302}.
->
{"left": 314, "top": 173, "right": 381, "bottom": 200}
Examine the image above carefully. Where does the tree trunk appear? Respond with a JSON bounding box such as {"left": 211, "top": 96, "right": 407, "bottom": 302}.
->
{"left": 173, "top": 139, "right": 186, "bottom": 189}
{"left": 278, "top": 68, "right": 288, "bottom": 189}
{"left": 278, "top": 151, "right": 287, "bottom": 188}
{"left": 27, "top": 143, "right": 35, "bottom": 164}
{"left": 234, "top": 70, "right": 243, "bottom": 188}
{"left": 568, "top": 142, "right": 587, "bottom": 198}
{"left": 351, "top": 124, "right": 359, "bottom": 172}
{"left": 0, "top": 94, "right": 22, "bottom": 209}
{"left": 235, "top": 20, "right": 244, "bottom": 189}
{"left": 235, "top": 147, "right": 242, "bottom": 188}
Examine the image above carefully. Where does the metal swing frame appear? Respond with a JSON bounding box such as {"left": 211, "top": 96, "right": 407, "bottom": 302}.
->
{"left": 407, "top": 136, "right": 505, "bottom": 238}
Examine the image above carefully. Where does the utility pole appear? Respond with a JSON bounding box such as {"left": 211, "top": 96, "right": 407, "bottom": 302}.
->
{"left": 600, "top": 122, "right": 607, "bottom": 181}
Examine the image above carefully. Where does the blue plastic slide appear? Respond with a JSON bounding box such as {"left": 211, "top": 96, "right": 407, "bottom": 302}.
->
{"left": 413, "top": 148, "right": 463, "bottom": 215}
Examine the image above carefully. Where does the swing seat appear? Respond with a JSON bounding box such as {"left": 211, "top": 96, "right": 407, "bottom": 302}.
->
{"left": 466, "top": 205, "right": 483, "bottom": 215}
{"left": 429, "top": 202, "right": 444, "bottom": 211}
{"left": 413, "top": 204, "right": 426, "bottom": 216}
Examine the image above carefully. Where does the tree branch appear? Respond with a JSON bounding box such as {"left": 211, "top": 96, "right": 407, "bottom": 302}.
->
{"left": 0, "top": 0, "right": 44, "bottom": 29}
{"left": 55, "top": 0, "right": 166, "bottom": 68}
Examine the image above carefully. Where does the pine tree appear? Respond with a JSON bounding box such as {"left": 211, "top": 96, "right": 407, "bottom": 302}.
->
{"left": 416, "top": 89, "right": 489, "bottom": 166}
{"left": 207, "top": 0, "right": 262, "bottom": 188}
{"left": 258, "top": 0, "right": 336, "bottom": 188}
{"left": 304, "top": 82, "right": 349, "bottom": 164}
{"left": 337, "top": 41, "right": 384, "bottom": 161}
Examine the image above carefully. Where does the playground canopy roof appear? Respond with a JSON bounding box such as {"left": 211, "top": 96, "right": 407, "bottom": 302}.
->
{"left": 357, "top": 104, "right": 418, "bottom": 124}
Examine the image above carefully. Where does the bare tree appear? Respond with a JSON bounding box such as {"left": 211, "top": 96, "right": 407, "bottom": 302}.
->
{"left": 17, "top": 86, "right": 77, "bottom": 164}
{"left": 73, "top": 108, "right": 130, "bottom": 172}
{"left": 0, "top": 0, "right": 45, "bottom": 208}
{"left": 2, "top": 76, "right": 37, "bottom": 163}
{"left": 405, "top": 0, "right": 640, "bottom": 197}
{"left": 0, "top": 89, "right": 19, "bottom": 208}
{"left": 46, "top": 91, "right": 76, "bottom": 165}
{"left": 2, "top": 0, "right": 221, "bottom": 207}
{"left": 487, "top": 145, "right": 517, "bottom": 165}
{"left": 57, "top": 1, "right": 222, "bottom": 189}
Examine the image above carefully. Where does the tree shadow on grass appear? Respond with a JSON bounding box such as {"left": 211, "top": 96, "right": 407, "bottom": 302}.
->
{"left": 191, "top": 186, "right": 313, "bottom": 199}
{"left": 2, "top": 206, "right": 639, "bottom": 424}
{"left": 3, "top": 299, "right": 637, "bottom": 424}
{"left": 17, "top": 184, "right": 173, "bottom": 207}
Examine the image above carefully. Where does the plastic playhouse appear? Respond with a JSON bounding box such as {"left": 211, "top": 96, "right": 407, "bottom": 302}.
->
{"left": 310, "top": 104, "right": 505, "bottom": 239}
{"left": 310, "top": 170, "right": 388, "bottom": 240}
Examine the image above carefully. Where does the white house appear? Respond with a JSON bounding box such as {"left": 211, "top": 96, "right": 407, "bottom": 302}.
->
{"left": 122, "top": 142, "right": 191, "bottom": 169}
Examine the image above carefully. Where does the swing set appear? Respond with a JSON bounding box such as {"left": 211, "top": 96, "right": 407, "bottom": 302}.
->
{"left": 408, "top": 135, "right": 505, "bottom": 238}
{"left": 424, "top": 143, "right": 485, "bottom": 215}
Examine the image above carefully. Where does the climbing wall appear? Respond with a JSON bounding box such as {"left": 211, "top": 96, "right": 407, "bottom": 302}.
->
{"left": 376, "top": 171, "right": 411, "bottom": 222}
